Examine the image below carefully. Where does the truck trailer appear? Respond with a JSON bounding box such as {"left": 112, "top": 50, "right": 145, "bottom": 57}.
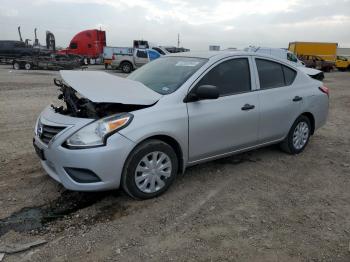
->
{"left": 288, "top": 42, "right": 338, "bottom": 62}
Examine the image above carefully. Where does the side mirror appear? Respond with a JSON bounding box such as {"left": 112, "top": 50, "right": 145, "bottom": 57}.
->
{"left": 185, "top": 85, "right": 219, "bottom": 102}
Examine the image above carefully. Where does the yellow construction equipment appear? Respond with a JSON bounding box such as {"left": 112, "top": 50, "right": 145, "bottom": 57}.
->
{"left": 335, "top": 56, "right": 350, "bottom": 71}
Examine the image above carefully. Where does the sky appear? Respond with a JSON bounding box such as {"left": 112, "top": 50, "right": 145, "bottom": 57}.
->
{"left": 1, "top": 0, "right": 350, "bottom": 50}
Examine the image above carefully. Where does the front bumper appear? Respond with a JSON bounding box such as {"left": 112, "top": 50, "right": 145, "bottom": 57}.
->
{"left": 33, "top": 107, "right": 135, "bottom": 191}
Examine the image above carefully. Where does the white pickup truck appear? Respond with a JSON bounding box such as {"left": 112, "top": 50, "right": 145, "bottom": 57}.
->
{"left": 103, "top": 46, "right": 134, "bottom": 69}
{"left": 110, "top": 48, "right": 161, "bottom": 73}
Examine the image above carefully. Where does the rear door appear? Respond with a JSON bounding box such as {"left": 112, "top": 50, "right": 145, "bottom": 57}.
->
{"left": 253, "top": 58, "right": 303, "bottom": 143}
{"left": 134, "top": 49, "right": 149, "bottom": 67}
{"left": 187, "top": 57, "right": 259, "bottom": 162}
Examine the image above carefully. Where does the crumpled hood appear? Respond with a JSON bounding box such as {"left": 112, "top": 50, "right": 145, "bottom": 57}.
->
{"left": 60, "top": 70, "right": 162, "bottom": 105}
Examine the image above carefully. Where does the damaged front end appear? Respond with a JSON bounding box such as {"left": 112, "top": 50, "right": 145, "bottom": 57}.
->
{"left": 43, "top": 71, "right": 162, "bottom": 147}
{"left": 51, "top": 78, "right": 150, "bottom": 119}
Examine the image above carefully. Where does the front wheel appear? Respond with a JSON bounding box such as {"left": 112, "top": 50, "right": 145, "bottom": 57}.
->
{"left": 13, "top": 62, "right": 21, "bottom": 70}
{"left": 122, "top": 140, "right": 178, "bottom": 199}
{"left": 280, "top": 115, "right": 311, "bottom": 154}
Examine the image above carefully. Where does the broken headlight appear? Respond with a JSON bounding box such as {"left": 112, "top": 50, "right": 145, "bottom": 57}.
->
{"left": 65, "top": 113, "right": 133, "bottom": 148}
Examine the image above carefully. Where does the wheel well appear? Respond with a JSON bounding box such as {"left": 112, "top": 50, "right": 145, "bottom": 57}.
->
{"left": 120, "top": 60, "right": 133, "bottom": 68}
{"left": 301, "top": 112, "right": 315, "bottom": 135}
{"left": 142, "top": 135, "right": 184, "bottom": 174}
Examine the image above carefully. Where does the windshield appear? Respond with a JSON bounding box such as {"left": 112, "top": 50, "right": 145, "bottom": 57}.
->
{"left": 127, "top": 57, "right": 207, "bottom": 95}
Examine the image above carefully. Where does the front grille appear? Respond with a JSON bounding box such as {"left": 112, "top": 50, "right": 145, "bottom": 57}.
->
{"left": 40, "top": 124, "right": 66, "bottom": 144}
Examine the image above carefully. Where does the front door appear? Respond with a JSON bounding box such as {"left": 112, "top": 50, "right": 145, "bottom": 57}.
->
{"left": 187, "top": 57, "right": 259, "bottom": 162}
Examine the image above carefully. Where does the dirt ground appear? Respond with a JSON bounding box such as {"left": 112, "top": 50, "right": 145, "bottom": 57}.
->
{"left": 0, "top": 64, "right": 349, "bottom": 262}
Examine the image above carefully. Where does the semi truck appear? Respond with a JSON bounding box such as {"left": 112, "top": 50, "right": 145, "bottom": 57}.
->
{"left": 58, "top": 29, "right": 106, "bottom": 63}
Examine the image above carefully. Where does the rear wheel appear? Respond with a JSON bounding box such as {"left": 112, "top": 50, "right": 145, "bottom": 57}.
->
{"left": 121, "top": 62, "right": 132, "bottom": 73}
{"left": 122, "top": 140, "right": 178, "bottom": 199}
{"left": 24, "top": 62, "right": 32, "bottom": 70}
{"left": 280, "top": 115, "right": 311, "bottom": 154}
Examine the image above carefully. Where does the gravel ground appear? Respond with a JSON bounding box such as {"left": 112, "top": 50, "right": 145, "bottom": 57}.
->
{"left": 0, "top": 64, "right": 349, "bottom": 262}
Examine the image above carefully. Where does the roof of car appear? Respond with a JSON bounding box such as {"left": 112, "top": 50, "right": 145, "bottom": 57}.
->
{"left": 166, "top": 50, "right": 267, "bottom": 59}
{"left": 166, "top": 50, "right": 300, "bottom": 69}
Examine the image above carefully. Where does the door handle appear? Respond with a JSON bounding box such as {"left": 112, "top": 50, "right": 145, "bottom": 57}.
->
{"left": 241, "top": 104, "right": 255, "bottom": 111}
{"left": 293, "top": 96, "right": 303, "bottom": 102}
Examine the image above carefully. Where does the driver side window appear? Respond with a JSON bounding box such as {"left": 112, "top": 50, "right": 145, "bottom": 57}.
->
{"left": 196, "top": 58, "right": 251, "bottom": 96}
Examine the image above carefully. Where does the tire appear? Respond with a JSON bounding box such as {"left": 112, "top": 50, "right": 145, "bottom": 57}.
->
{"left": 13, "top": 62, "right": 21, "bottom": 70}
{"left": 280, "top": 115, "right": 311, "bottom": 154}
{"left": 120, "top": 62, "right": 132, "bottom": 73}
{"left": 24, "top": 63, "right": 32, "bottom": 70}
{"left": 104, "top": 63, "right": 109, "bottom": 70}
{"left": 122, "top": 139, "right": 178, "bottom": 200}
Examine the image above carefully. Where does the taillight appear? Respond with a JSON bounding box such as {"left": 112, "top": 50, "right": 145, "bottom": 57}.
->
{"left": 319, "top": 86, "right": 329, "bottom": 96}
{"left": 112, "top": 54, "right": 115, "bottom": 60}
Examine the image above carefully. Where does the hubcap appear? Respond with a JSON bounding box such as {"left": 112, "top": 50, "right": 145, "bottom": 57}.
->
{"left": 25, "top": 64, "right": 30, "bottom": 70}
{"left": 293, "top": 121, "right": 309, "bottom": 150}
{"left": 134, "top": 151, "right": 172, "bottom": 193}
{"left": 14, "top": 63, "right": 20, "bottom": 70}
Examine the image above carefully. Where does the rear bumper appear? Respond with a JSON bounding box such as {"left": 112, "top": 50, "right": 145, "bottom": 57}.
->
{"left": 104, "top": 59, "right": 112, "bottom": 65}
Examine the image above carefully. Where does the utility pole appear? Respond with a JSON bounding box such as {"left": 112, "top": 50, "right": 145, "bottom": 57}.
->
{"left": 177, "top": 33, "right": 180, "bottom": 48}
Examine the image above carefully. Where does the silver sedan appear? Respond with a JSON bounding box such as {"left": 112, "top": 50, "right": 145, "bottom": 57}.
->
{"left": 33, "top": 51, "right": 329, "bottom": 199}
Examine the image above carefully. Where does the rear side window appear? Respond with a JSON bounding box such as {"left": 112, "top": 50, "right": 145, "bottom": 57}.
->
{"left": 197, "top": 58, "right": 251, "bottom": 96}
{"left": 256, "top": 59, "right": 284, "bottom": 89}
{"left": 136, "top": 50, "right": 147, "bottom": 58}
{"left": 256, "top": 59, "right": 296, "bottom": 89}
{"left": 283, "top": 66, "right": 297, "bottom": 85}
